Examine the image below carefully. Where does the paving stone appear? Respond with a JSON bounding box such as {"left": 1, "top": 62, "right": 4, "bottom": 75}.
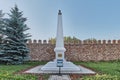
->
{"left": 48, "top": 75, "right": 71, "bottom": 80}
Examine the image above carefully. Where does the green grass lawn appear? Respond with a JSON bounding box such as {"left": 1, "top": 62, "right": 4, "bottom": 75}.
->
{"left": 0, "top": 61, "right": 120, "bottom": 80}
{"left": 74, "top": 61, "right": 120, "bottom": 80}
{"left": 0, "top": 61, "right": 47, "bottom": 80}
{"left": 74, "top": 61, "right": 120, "bottom": 76}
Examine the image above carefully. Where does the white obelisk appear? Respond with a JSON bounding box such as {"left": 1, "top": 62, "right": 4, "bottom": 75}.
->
{"left": 54, "top": 10, "right": 66, "bottom": 61}
{"left": 41, "top": 10, "right": 80, "bottom": 72}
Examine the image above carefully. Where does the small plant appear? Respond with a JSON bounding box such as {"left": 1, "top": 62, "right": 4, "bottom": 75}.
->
{"left": 83, "top": 74, "right": 119, "bottom": 80}
{"left": 42, "top": 74, "right": 50, "bottom": 80}
{"left": 0, "top": 74, "right": 38, "bottom": 80}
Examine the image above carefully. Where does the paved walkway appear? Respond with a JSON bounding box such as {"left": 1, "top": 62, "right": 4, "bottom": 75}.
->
{"left": 48, "top": 75, "right": 71, "bottom": 80}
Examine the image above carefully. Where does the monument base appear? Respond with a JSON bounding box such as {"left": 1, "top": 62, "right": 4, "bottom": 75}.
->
{"left": 41, "top": 61, "right": 80, "bottom": 72}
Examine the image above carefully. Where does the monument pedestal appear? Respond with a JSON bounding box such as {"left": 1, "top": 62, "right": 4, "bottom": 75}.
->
{"left": 41, "top": 61, "right": 80, "bottom": 72}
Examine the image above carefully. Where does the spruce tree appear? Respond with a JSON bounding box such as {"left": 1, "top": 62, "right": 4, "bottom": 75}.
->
{"left": 2, "top": 5, "right": 30, "bottom": 63}
{"left": 0, "top": 10, "right": 5, "bottom": 54}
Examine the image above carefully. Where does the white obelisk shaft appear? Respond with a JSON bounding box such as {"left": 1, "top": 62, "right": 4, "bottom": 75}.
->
{"left": 54, "top": 10, "right": 66, "bottom": 61}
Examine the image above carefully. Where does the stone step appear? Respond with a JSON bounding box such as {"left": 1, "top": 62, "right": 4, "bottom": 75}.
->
{"left": 48, "top": 75, "right": 71, "bottom": 80}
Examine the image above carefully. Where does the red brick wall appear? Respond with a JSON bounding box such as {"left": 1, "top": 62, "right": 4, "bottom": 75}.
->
{"left": 27, "top": 40, "right": 120, "bottom": 61}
